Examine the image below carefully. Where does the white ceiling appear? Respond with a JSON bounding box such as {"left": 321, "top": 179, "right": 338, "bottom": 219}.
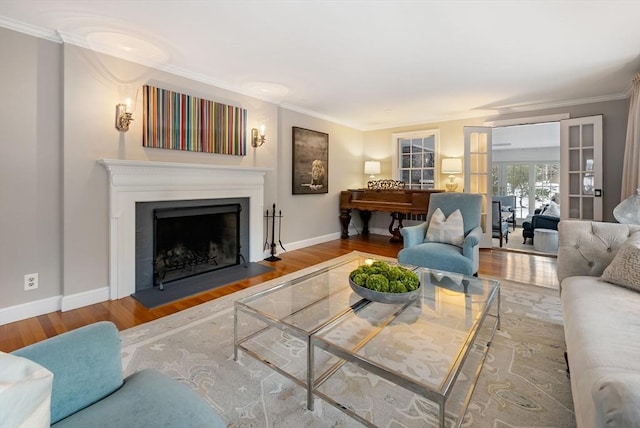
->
{"left": 1, "top": 1, "right": 640, "bottom": 130}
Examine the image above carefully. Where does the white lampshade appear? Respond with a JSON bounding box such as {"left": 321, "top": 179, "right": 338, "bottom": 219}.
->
{"left": 364, "top": 161, "right": 381, "bottom": 177}
{"left": 441, "top": 158, "right": 462, "bottom": 174}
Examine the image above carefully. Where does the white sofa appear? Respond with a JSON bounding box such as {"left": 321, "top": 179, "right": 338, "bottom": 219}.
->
{"left": 557, "top": 220, "right": 640, "bottom": 428}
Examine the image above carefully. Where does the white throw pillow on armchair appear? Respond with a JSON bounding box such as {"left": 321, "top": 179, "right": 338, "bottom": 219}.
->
{"left": 0, "top": 351, "right": 53, "bottom": 428}
{"left": 425, "top": 208, "right": 465, "bottom": 247}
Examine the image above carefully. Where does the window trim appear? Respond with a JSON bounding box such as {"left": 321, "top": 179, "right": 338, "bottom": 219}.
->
{"left": 391, "top": 129, "right": 441, "bottom": 189}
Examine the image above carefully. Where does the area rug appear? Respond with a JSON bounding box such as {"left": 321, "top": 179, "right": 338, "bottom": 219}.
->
{"left": 120, "top": 251, "right": 575, "bottom": 427}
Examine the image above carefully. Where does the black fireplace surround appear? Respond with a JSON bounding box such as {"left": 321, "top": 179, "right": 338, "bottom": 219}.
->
{"left": 135, "top": 198, "right": 250, "bottom": 291}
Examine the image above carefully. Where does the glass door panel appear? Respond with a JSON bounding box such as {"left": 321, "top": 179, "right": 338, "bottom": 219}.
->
{"left": 465, "top": 127, "right": 492, "bottom": 247}
{"left": 561, "top": 116, "right": 603, "bottom": 221}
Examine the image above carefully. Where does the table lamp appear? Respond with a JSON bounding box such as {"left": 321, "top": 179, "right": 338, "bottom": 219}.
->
{"left": 441, "top": 158, "right": 462, "bottom": 192}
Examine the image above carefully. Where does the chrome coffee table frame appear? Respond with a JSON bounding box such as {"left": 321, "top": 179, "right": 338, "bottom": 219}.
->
{"left": 233, "top": 255, "right": 499, "bottom": 427}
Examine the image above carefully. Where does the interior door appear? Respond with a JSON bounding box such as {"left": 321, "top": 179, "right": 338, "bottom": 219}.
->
{"left": 560, "top": 116, "right": 603, "bottom": 220}
{"left": 464, "top": 127, "right": 493, "bottom": 247}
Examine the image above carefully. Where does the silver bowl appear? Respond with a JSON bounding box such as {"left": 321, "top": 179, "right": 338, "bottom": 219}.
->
{"left": 349, "top": 278, "right": 422, "bottom": 304}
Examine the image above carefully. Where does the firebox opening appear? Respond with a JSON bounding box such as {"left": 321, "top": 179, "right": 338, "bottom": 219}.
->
{"left": 153, "top": 204, "right": 241, "bottom": 287}
{"left": 135, "top": 198, "right": 251, "bottom": 293}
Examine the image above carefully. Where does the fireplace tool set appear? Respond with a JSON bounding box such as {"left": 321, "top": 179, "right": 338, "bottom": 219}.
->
{"left": 264, "top": 203, "right": 285, "bottom": 261}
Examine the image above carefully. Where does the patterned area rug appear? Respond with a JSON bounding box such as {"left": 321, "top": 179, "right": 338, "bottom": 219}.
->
{"left": 121, "top": 252, "right": 575, "bottom": 427}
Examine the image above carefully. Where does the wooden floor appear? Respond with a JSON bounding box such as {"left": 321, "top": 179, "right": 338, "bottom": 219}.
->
{"left": 0, "top": 234, "right": 558, "bottom": 353}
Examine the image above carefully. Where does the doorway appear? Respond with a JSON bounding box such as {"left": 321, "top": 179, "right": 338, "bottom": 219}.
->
{"left": 491, "top": 122, "right": 561, "bottom": 251}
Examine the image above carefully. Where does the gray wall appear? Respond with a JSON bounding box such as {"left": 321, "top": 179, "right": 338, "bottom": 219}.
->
{"left": 0, "top": 29, "right": 63, "bottom": 307}
{"left": 0, "top": 28, "right": 364, "bottom": 314}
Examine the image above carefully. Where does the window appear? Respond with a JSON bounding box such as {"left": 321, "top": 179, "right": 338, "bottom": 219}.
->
{"left": 392, "top": 130, "right": 439, "bottom": 190}
{"left": 492, "top": 161, "right": 559, "bottom": 219}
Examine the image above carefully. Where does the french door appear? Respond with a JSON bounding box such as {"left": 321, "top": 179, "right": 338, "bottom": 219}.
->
{"left": 560, "top": 115, "right": 603, "bottom": 220}
{"left": 464, "top": 127, "right": 492, "bottom": 247}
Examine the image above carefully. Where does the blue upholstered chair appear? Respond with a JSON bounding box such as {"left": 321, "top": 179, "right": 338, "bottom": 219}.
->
{"left": 398, "top": 193, "right": 483, "bottom": 276}
{"left": 12, "top": 322, "right": 226, "bottom": 428}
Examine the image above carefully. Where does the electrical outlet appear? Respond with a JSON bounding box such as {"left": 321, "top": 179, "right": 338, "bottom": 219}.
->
{"left": 24, "top": 273, "right": 38, "bottom": 291}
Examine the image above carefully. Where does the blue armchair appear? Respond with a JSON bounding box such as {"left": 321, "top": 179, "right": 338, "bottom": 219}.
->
{"left": 12, "top": 322, "right": 226, "bottom": 428}
{"left": 398, "top": 193, "right": 483, "bottom": 276}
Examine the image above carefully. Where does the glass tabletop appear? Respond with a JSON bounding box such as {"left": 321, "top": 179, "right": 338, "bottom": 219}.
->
{"left": 312, "top": 268, "right": 499, "bottom": 394}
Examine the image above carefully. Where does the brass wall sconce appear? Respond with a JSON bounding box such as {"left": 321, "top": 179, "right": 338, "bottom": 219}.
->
{"left": 115, "top": 102, "right": 134, "bottom": 132}
{"left": 251, "top": 126, "right": 266, "bottom": 147}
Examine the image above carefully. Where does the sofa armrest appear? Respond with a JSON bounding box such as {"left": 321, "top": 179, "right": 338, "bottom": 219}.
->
{"left": 400, "top": 222, "right": 428, "bottom": 248}
{"left": 13, "top": 322, "right": 124, "bottom": 424}
{"left": 557, "top": 220, "right": 640, "bottom": 285}
{"left": 532, "top": 215, "right": 560, "bottom": 230}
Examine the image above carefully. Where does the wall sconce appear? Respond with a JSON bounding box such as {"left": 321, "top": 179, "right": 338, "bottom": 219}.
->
{"left": 364, "top": 160, "right": 381, "bottom": 179}
{"left": 441, "top": 158, "right": 462, "bottom": 192}
{"left": 251, "top": 125, "right": 266, "bottom": 147}
{"left": 115, "top": 99, "right": 134, "bottom": 132}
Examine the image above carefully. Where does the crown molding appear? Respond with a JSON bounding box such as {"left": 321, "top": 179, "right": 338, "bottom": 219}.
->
{"left": 1, "top": 16, "right": 633, "bottom": 132}
{"left": 491, "top": 93, "right": 629, "bottom": 115}
{"left": 0, "top": 16, "right": 61, "bottom": 43}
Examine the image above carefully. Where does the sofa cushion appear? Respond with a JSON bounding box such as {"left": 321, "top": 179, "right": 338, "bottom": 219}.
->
{"left": 52, "top": 369, "right": 226, "bottom": 428}
{"left": 425, "top": 208, "right": 464, "bottom": 246}
{"left": 600, "top": 239, "right": 640, "bottom": 292}
{"left": 592, "top": 373, "right": 640, "bottom": 428}
{"left": 0, "top": 352, "right": 53, "bottom": 428}
{"left": 397, "top": 242, "right": 473, "bottom": 276}
{"left": 561, "top": 276, "right": 640, "bottom": 428}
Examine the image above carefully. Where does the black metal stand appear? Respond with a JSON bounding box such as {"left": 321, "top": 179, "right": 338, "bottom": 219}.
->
{"left": 264, "top": 203, "right": 285, "bottom": 261}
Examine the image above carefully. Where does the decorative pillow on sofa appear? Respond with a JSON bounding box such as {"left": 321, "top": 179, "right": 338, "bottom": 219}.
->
{"left": 544, "top": 200, "right": 561, "bottom": 217}
{"left": 425, "top": 208, "right": 464, "bottom": 246}
{"left": 0, "top": 351, "right": 53, "bottom": 428}
{"left": 600, "top": 238, "right": 640, "bottom": 292}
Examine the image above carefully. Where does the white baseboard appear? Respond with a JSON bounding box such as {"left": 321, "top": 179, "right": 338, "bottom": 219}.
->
{"left": 61, "top": 287, "right": 110, "bottom": 312}
{"left": 1, "top": 231, "right": 365, "bottom": 325}
{"left": 282, "top": 232, "right": 342, "bottom": 253}
{"left": 0, "top": 287, "right": 111, "bottom": 326}
{"left": 0, "top": 296, "right": 61, "bottom": 326}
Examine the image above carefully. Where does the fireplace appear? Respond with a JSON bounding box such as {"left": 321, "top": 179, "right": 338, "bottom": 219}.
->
{"left": 99, "top": 159, "right": 268, "bottom": 299}
{"left": 135, "top": 199, "right": 249, "bottom": 291}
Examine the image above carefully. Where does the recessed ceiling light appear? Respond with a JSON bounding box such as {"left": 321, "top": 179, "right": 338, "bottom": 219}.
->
{"left": 86, "top": 31, "right": 170, "bottom": 65}
{"left": 241, "top": 82, "right": 289, "bottom": 98}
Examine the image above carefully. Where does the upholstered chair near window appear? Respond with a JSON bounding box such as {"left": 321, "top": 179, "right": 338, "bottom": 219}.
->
{"left": 398, "top": 193, "right": 483, "bottom": 276}
{"left": 492, "top": 200, "right": 509, "bottom": 247}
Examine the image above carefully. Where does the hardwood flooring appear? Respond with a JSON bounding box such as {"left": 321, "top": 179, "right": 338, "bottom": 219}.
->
{"left": 0, "top": 234, "right": 558, "bottom": 352}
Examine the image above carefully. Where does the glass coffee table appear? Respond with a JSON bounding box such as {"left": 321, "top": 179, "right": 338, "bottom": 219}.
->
{"left": 234, "top": 254, "right": 499, "bottom": 427}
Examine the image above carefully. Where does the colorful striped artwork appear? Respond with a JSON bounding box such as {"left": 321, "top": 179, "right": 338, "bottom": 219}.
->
{"left": 142, "top": 85, "right": 247, "bottom": 156}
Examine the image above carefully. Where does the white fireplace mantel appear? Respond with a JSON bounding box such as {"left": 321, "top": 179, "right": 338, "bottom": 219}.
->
{"left": 99, "top": 159, "right": 269, "bottom": 299}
